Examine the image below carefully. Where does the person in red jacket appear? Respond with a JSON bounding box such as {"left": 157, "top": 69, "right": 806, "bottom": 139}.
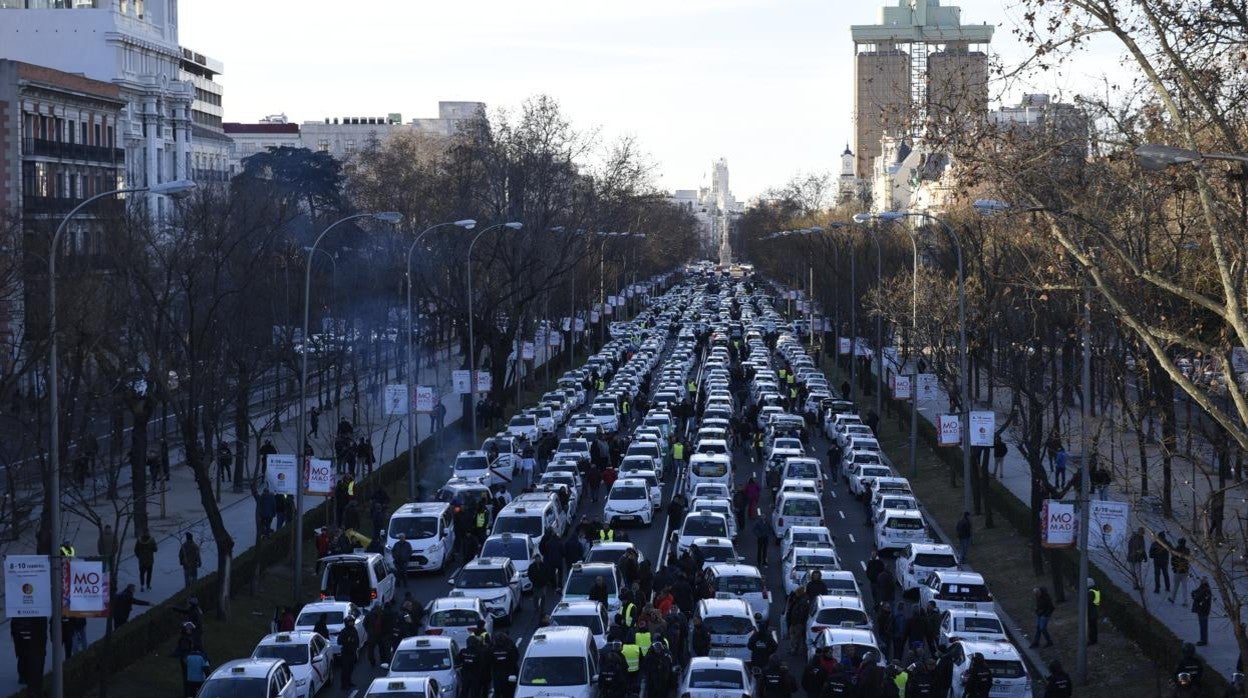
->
{"left": 602, "top": 466, "right": 618, "bottom": 488}
{"left": 315, "top": 527, "right": 332, "bottom": 558}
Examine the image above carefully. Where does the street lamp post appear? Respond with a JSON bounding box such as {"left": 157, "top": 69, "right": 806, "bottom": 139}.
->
{"left": 405, "top": 219, "right": 475, "bottom": 500}
{"left": 1133, "top": 143, "right": 1248, "bottom": 171}
{"left": 854, "top": 223, "right": 884, "bottom": 418}
{"left": 296, "top": 211, "right": 400, "bottom": 604}
{"left": 466, "top": 222, "right": 524, "bottom": 445}
{"left": 47, "top": 179, "right": 197, "bottom": 698}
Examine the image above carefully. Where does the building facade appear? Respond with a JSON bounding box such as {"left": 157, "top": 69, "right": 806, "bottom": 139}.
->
{"left": 299, "top": 101, "right": 486, "bottom": 163}
{"left": 223, "top": 115, "right": 301, "bottom": 165}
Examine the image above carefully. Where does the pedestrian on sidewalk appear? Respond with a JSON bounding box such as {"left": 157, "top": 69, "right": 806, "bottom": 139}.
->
{"left": 956, "top": 512, "right": 973, "bottom": 564}
{"left": 97, "top": 524, "right": 117, "bottom": 573}
{"left": 1053, "top": 446, "right": 1068, "bottom": 488}
{"left": 1086, "top": 578, "right": 1100, "bottom": 645}
{"left": 1127, "top": 527, "right": 1147, "bottom": 590}
{"left": 182, "top": 647, "right": 209, "bottom": 698}
{"left": 1192, "top": 577, "right": 1212, "bottom": 645}
{"left": 147, "top": 451, "right": 161, "bottom": 486}
{"left": 215, "top": 441, "right": 233, "bottom": 483}
{"left": 992, "top": 436, "right": 1008, "bottom": 478}
{"left": 135, "top": 529, "right": 158, "bottom": 591}
{"left": 160, "top": 438, "right": 171, "bottom": 480}
{"left": 359, "top": 437, "right": 375, "bottom": 476}
{"left": 308, "top": 406, "right": 321, "bottom": 439}
{"left": 1045, "top": 430, "right": 1061, "bottom": 473}
{"left": 257, "top": 485, "right": 277, "bottom": 535}
{"left": 1091, "top": 462, "right": 1111, "bottom": 501}
{"left": 112, "top": 583, "right": 152, "bottom": 628}
{"left": 1151, "top": 531, "right": 1172, "bottom": 594}
{"left": 178, "top": 532, "right": 201, "bottom": 588}
{"left": 1029, "top": 587, "right": 1055, "bottom": 648}
{"left": 258, "top": 438, "right": 276, "bottom": 475}
{"left": 1170, "top": 537, "right": 1192, "bottom": 604}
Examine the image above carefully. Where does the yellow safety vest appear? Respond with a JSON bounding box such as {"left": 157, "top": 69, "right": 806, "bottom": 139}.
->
{"left": 687, "top": 381, "right": 695, "bottom": 393}
{"left": 347, "top": 481, "right": 355, "bottom": 496}
{"left": 789, "top": 387, "right": 797, "bottom": 399}
{"left": 779, "top": 369, "right": 787, "bottom": 380}
{"left": 622, "top": 401, "right": 630, "bottom": 414}
{"left": 599, "top": 529, "right": 614, "bottom": 542}
{"left": 787, "top": 374, "right": 796, "bottom": 385}
{"left": 621, "top": 644, "right": 640, "bottom": 672}
{"left": 623, "top": 602, "right": 637, "bottom": 626}
{"left": 894, "top": 671, "right": 908, "bottom": 692}
{"left": 59, "top": 545, "right": 75, "bottom": 558}
{"left": 1090, "top": 588, "right": 1101, "bottom": 606}
{"left": 635, "top": 631, "right": 652, "bottom": 655}
{"left": 476, "top": 511, "right": 487, "bottom": 529}
{"left": 596, "top": 380, "right": 605, "bottom": 391}
{"left": 673, "top": 444, "right": 684, "bottom": 460}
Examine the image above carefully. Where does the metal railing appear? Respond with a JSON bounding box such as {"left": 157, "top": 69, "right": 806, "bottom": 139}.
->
{"left": 23, "top": 138, "right": 125, "bottom": 164}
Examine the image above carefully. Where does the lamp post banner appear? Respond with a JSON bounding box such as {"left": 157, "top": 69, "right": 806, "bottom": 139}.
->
{"left": 266, "top": 454, "right": 298, "bottom": 495}
{"left": 63, "top": 559, "right": 109, "bottom": 618}
{"left": 575, "top": 318, "right": 586, "bottom": 332}
{"left": 1041, "top": 500, "right": 1078, "bottom": 548}
{"left": 1088, "top": 500, "right": 1130, "bottom": 551}
{"left": 522, "top": 342, "right": 536, "bottom": 360}
{"left": 838, "top": 337, "right": 851, "bottom": 355}
{"left": 414, "top": 385, "right": 437, "bottom": 413}
{"left": 452, "top": 370, "right": 472, "bottom": 395}
{"left": 561, "top": 317, "right": 572, "bottom": 332}
{"left": 305, "top": 458, "right": 335, "bottom": 495}
{"left": 4, "top": 555, "right": 51, "bottom": 617}
{"left": 892, "top": 374, "right": 912, "bottom": 400}
{"left": 474, "top": 370, "right": 492, "bottom": 393}
{"left": 938, "top": 415, "right": 961, "bottom": 446}
{"left": 969, "top": 411, "right": 995, "bottom": 447}
{"left": 917, "top": 374, "right": 938, "bottom": 402}
{"left": 384, "top": 384, "right": 409, "bottom": 415}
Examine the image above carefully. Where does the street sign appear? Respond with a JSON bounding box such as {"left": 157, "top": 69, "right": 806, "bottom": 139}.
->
{"left": 384, "top": 384, "right": 409, "bottom": 415}
{"left": 938, "top": 415, "right": 960, "bottom": 446}
{"left": 475, "top": 370, "right": 492, "bottom": 393}
{"left": 917, "top": 373, "right": 938, "bottom": 402}
{"left": 305, "top": 457, "right": 335, "bottom": 495}
{"left": 452, "top": 370, "right": 472, "bottom": 395}
{"left": 414, "top": 385, "right": 437, "bottom": 413}
{"left": 266, "top": 454, "right": 298, "bottom": 495}
{"left": 63, "top": 559, "right": 109, "bottom": 618}
{"left": 969, "top": 411, "right": 995, "bottom": 447}
{"left": 4, "top": 555, "right": 51, "bottom": 618}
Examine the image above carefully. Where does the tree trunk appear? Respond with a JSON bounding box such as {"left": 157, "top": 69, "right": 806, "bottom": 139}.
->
{"left": 128, "top": 397, "right": 152, "bottom": 538}
{"left": 179, "top": 405, "right": 236, "bottom": 620}
{"left": 233, "top": 366, "right": 251, "bottom": 491}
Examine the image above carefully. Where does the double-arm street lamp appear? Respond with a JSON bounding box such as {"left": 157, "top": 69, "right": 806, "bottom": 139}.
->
{"left": 1134, "top": 143, "right": 1248, "bottom": 170}
{"left": 47, "top": 179, "right": 198, "bottom": 698}
{"left": 466, "top": 222, "right": 524, "bottom": 445}
{"left": 295, "top": 211, "right": 401, "bottom": 604}
{"left": 405, "top": 219, "right": 476, "bottom": 500}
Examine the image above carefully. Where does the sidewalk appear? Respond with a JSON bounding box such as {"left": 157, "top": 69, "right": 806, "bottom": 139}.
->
{"left": 860, "top": 351, "right": 1246, "bottom": 681}
{"left": 0, "top": 339, "right": 519, "bottom": 698}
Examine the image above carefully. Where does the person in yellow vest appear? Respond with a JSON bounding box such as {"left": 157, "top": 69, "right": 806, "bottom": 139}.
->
{"left": 634, "top": 618, "right": 653, "bottom": 656}
{"left": 596, "top": 377, "right": 605, "bottom": 392}
{"left": 686, "top": 379, "right": 696, "bottom": 396}
{"left": 475, "top": 506, "right": 489, "bottom": 535}
{"left": 621, "top": 597, "right": 638, "bottom": 628}
{"left": 621, "top": 398, "right": 630, "bottom": 426}
{"left": 59, "top": 540, "right": 76, "bottom": 558}
{"left": 787, "top": 372, "right": 796, "bottom": 386}
{"left": 1087, "top": 577, "right": 1100, "bottom": 645}
{"left": 672, "top": 440, "right": 685, "bottom": 470}
{"left": 621, "top": 638, "right": 641, "bottom": 692}
{"left": 599, "top": 525, "right": 615, "bottom": 542}
{"left": 778, "top": 368, "right": 787, "bottom": 383}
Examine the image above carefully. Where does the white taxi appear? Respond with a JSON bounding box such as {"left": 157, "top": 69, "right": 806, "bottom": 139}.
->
{"left": 948, "top": 640, "right": 1033, "bottom": 697}
{"left": 782, "top": 546, "right": 842, "bottom": 595}
{"left": 939, "top": 608, "right": 1009, "bottom": 647}
{"left": 251, "top": 631, "right": 333, "bottom": 698}
{"left": 695, "top": 597, "right": 757, "bottom": 662}
{"left": 872, "top": 508, "right": 930, "bottom": 553}
{"left": 198, "top": 658, "right": 298, "bottom": 698}
{"left": 705, "top": 563, "right": 771, "bottom": 622}
{"left": 805, "top": 595, "right": 871, "bottom": 644}
{"left": 779, "top": 525, "right": 836, "bottom": 562}
{"left": 450, "top": 557, "right": 522, "bottom": 624}
{"left": 679, "top": 653, "right": 756, "bottom": 698}
{"left": 603, "top": 478, "right": 655, "bottom": 527}
{"left": 895, "top": 542, "right": 960, "bottom": 594}
{"left": 386, "top": 635, "right": 460, "bottom": 697}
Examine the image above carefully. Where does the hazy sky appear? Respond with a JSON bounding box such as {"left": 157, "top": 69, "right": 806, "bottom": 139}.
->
{"left": 179, "top": 0, "right": 1128, "bottom": 200}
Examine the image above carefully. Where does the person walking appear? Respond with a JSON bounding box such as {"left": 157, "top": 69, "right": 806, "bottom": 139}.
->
{"left": 1127, "top": 527, "right": 1147, "bottom": 590}
{"left": 992, "top": 436, "right": 1008, "bottom": 478}
{"left": 1151, "top": 531, "right": 1172, "bottom": 594}
{"left": 134, "top": 529, "right": 157, "bottom": 591}
{"left": 956, "top": 512, "right": 972, "bottom": 564}
{"left": 182, "top": 648, "right": 210, "bottom": 698}
{"left": 391, "top": 534, "right": 412, "bottom": 588}
{"left": 97, "top": 524, "right": 117, "bottom": 573}
{"left": 178, "top": 532, "right": 201, "bottom": 588}
{"left": 529, "top": 553, "right": 553, "bottom": 615}
{"left": 1054, "top": 446, "right": 1068, "bottom": 488}
{"left": 308, "top": 406, "right": 321, "bottom": 439}
{"left": 111, "top": 583, "right": 151, "bottom": 628}
{"left": 752, "top": 512, "right": 773, "bottom": 568}
{"left": 1087, "top": 577, "right": 1100, "bottom": 645}
{"left": 338, "top": 615, "right": 361, "bottom": 690}
{"left": 1192, "top": 577, "right": 1212, "bottom": 645}
{"left": 1170, "top": 537, "right": 1192, "bottom": 604}
{"left": 1029, "top": 587, "right": 1055, "bottom": 648}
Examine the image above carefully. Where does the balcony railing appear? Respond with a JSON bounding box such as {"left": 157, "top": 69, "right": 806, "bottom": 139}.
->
{"left": 22, "top": 195, "right": 124, "bottom": 216}
{"left": 22, "top": 139, "right": 125, "bottom": 165}
{"left": 192, "top": 169, "right": 232, "bottom": 183}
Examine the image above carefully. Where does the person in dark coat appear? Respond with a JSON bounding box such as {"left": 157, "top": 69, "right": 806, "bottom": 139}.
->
{"left": 490, "top": 632, "right": 520, "bottom": 698}
{"left": 112, "top": 583, "right": 151, "bottom": 628}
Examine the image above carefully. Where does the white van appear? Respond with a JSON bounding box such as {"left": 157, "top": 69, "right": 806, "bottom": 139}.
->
{"left": 686, "top": 454, "right": 732, "bottom": 497}
{"left": 386, "top": 502, "right": 455, "bottom": 573}
{"left": 515, "top": 626, "right": 600, "bottom": 698}
{"left": 318, "top": 553, "right": 395, "bottom": 610}
{"left": 492, "top": 500, "right": 562, "bottom": 551}
{"left": 771, "top": 492, "right": 824, "bottom": 538}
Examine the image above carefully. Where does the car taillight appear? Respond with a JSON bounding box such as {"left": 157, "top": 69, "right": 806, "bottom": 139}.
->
{"left": 762, "top": 589, "right": 770, "bottom": 599}
{"left": 371, "top": 589, "right": 378, "bottom": 600}
{"left": 319, "top": 592, "right": 327, "bottom": 600}
{"left": 811, "top": 625, "right": 827, "bottom": 633}
{"left": 778, "top": 517, "right": 784, "bottom": 527}
{"left": 426, "top": 628, "right": 443, "bottom": 635}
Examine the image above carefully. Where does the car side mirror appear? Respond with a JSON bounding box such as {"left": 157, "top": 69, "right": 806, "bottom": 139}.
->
{"left": 380, "top": 662, "right": 390, "bottom": 670}
{"left": 507, "top": 675, "right": 517, "bottom": 683}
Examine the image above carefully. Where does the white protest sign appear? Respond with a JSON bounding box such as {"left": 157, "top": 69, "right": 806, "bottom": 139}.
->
{"left": 1088, "top": 500, "right": 1130, "bottom": 551}
{"left": 1041, "top": 500, "right": 1078, "bottom": 548}
{"left": 938, "top": 415, "right": 961, "bottom": 446}
{"left": 969, "top": 411, "right": 995, "bottom": 447}
{"left": 522, "top": 342, "right": 536, "bottom": 360}
{"left": 475, "top": 371, "right": 492, "bottom": 393}
{"left": 414, "top": 385, "right": 437, "bottom": 413}
{"left": 63, "top": 559, "right": 109, "bottom": 618}
{"left": 305, "top": 457, "right": 335, "bottom": 495}
{"left": 590, "top": 311, "right": 600, "bottom": 323}
{"left": 452, "top": 370, "right": 472, "bottom": 395}
{"left": 4, "top": 555, "right": 51, "bottom": 618}
{"left": 917, "top": 373, "right": 939, "bottom": 402}
{"left": 384, "top": 384, "right": 409, "bottom": 415}
{"left": 562, "top": 317, "right": 572, "bottom": 332}
{"left": 548, "top": 332, "right": 562, "bottom": 347}
{"left": 893, "top": 374, "right": 912, "bottom": 400}
{"left": 266, "top": 454, "right": 298, "bottom": 495}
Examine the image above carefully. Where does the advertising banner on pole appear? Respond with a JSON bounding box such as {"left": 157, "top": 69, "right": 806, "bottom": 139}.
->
{"left": 838, "top": 337, "right": 851, "bottom": 355}
{"left": 917, "top": 373, "right": 939, "bottom": 402}
{"left": 892, "top": 375, "right": 912, "bottom": 400}
{"left": 414, "top": 385, "right": 437, "bottom": 413}
{"left": 575, "top": 318, "right": 586, "bottom": 332}
{"left": 522, "top": 342, "right": 536, "bottom": 360}
{"left": 4, "top": 555, "right": 51, "bottom": 618}
{"left": 604, "top": 304, "right": 614, "bottom": 316}
{"left": 938, "top": 416, "right": 961, "bottom": 446}
{"left": 475, "top": 370, "right": 492, "bottom": 393}
{"left": 452, "top": 370, "right": 472, "bottom": 395}
{"left": 562, "top": 317, "right": 572, "bottom": 332}
{"left": 547, "top": 332, "right": 562, "bottom": 347}
{"left": 1041, "top": 500, "right": 1078, "bottom": 548}
{"left": 63, "top": 559, "right": 109, "bottom": 618}
{"left": 969, "top": 411, "right": 995, "bottom": 447}
{"left": 384, "top": 384, "right": 409, "bottom": 415}
{"left": 266, "top": 454, "right": 298, "bottom": 495}
{"left": 305, "top": 458, "right": 335, "bottom": 495}
{"left": 589, "top": 311, "right": 600, "bottom": 323}
{"left": 1088, "top": 500, "right": 1130, "bottom": 551}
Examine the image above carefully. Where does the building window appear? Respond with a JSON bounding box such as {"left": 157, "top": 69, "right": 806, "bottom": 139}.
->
{"left": 344, "top": 139, "right": 356, "bottom": 154}
{"left": 94, "top": 123, "right": 101, "bottom": 147}
{"left": 317, "top": 139, "right": 330, "bottom": 153}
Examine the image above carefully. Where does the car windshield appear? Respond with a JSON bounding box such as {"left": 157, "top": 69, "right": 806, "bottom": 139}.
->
{"left": 699, "top": 443, "right": 728, "bottom": 454}
{"left": 518, "top": 656, "right": 589, "bottom": 686}
{"left": 565, "top": 570, "right": 616, "bottom": 596}
{"left": 885, "top": 517, "right": 923, "bottom": 530}
{"left": 914, "top": 553, "right": 957, "bottom": 568}
{"left": 716, "top": 576, "right": 762, "bottom": 594}
{"left": 455, "top": 455, "right": 489, "bottom": 471}
{"left": 700, "top": 545, "right": 736, "bottom": 562}
{"left": 297, "top": 611, "right": 343, "bottom": 626}
{"left": 482, "top": 538, "right": 530, "bottom": 560}
{"left": 703, "top": 615, "right": 754, "bottom": 634}
{"left": 792, "top": 531, "right": 830, "bottom": 546}
{"left": 795, "top": 553, "right": 837, "bottom": 569}
{"left": 197, "top": 678, "right": 268, "bottom": 697}
{"left": 494, "top": 516, "right": 542, "bottom": 538}
{"left": 689, "top": 668, "right": 744, "bottom": 689}
{"left": 457, "top": 567, "right": 510, "bottom": 588}
{"left": 815, "top": 608, "right": 868, "bottom": 626}
{"left": 428, "top": 609, "right": 480, "bottom": 627}
{"left": 861, "top": 466, "right": 890, "bottom": 477}
{"left": 782, "top": 499, "right": 822, "bottom": 517}
{"left": 610, "top": 486, "right": 649, "bottom": 500}
{"left": 253, "top": 644, "right": 308, "bottom": 666}
{"left": 620, "top": 459, "right": 651, "bottom": 472}
{"left": 390, "top": 648, "right": 453, "bottom": 672}
{"left": 389, "top": 517, "right": 439, "bottom": 540}
{"left": 683, "top": 517, "right": 728, "bottom": 537}
{"left": 591, "top": 407, "right": 615, "bottom": 416}
{"left": 552, "top": 613, "right": 604, "bottom": 634}
{"left": 959, "top": 617, "right": 1004, "bottom": 634}
{"left": 692, "top": 461, "right": 727, "bottom": 477}
{"left": 987, "top": 660, "right": 1027, "bottom": 679}
{"left": 510, "top": 416, "right": 535, "bottom": 427}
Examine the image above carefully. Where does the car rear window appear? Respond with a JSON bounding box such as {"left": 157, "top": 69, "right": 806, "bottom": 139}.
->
{"left": 885, "top": 517, "right": 924, "bottom": 530}
{"left": 683, "top": 517, "right": 728, "bottom": 537}
{"left": 428, "top": 609, "right": 480, "bottom": 626}
{"left": 782, "top": 499, "right": 822, "bottom": 517}
{"left": 960, "top": 616, "right": 1004, "bottom": 634}
{"left": 688, "top": 668, "right": 744, "bottom": 689}
{"left": 940, "top": 584, "right": 992, "bottom": 601}
{"left": 702, "top": 615, "right": 754, "bottom": 634}
{"left": 814, "top": 608, "right": 868, "bottom": 626}
{"left": 914, "top": 553, "right": 957, "bottom": 568}
{"left": 716, "top": 575, "right": 762, "bottom": 594}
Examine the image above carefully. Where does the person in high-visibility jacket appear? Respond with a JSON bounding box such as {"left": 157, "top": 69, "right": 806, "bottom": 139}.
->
{"left": 634, "top": 620, "right": 653, "bottom": 656}
{"left": 1087, "top": 577, "right": 1101, "bottom": 645}
{"left": 59, "top": 541, "right": 76, "bottom": 558}
{"left": 599, "top": 526, "right": 615, "bottom": 542}
{"left": 621, "top": 599, "right": 638, "bottom": 628}
{"left": 621, "top": 638, "right": 641, "bottom": 693}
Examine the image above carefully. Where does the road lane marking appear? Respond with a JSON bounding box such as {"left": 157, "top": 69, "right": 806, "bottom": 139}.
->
{"left": 838, "top": 510, "right": 845, "bottom": 519}
{"left": 860, "top": 560, "right": 867, "bottom": 571}
{"left": 848, "top": 533, "right": 856, "bottom": 543}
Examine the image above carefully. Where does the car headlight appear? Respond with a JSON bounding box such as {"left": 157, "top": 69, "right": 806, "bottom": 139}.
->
{"left": 295, "top": 677, "right": 308, "bottom": 686}
{"left": 428, "top": 541, "right": 442, "bottom": 553}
